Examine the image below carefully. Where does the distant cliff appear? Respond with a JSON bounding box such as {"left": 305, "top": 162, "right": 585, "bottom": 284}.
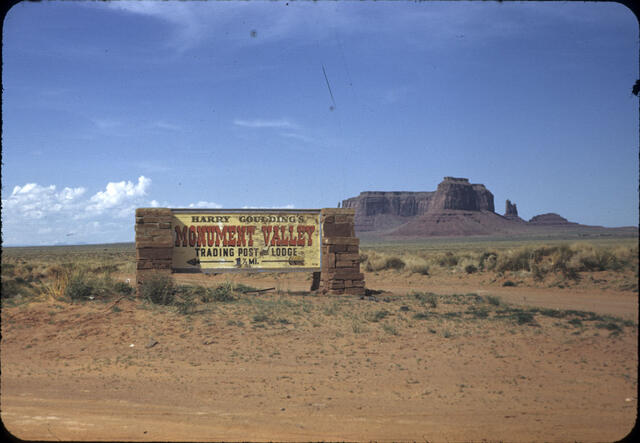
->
{"left": 340, "top": 177, "right": 637, "bottom": 238}
{"left": 342, "top": 177, "right": 494, "bottom": 231}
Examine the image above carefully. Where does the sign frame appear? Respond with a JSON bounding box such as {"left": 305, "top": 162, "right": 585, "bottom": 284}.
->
{"left": 170, "top": 208, "right": 323, "bottom": 274}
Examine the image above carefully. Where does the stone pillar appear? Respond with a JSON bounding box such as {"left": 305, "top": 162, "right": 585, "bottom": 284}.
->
{"left": 318, "top": 208, "right": 365, "bottom": 295}
{"left": 135, "top": 208, "right": 174, "bottom": 294}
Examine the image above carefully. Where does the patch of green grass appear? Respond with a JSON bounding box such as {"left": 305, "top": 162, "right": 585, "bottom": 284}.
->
{"left": 352, "top": 319, "right": 367, "bottom": 334}
{"left": 140, "top": 274, "right": 174, "bottom": 305}
{"left": 252, "top": 313, "right": 269, "bottom": 323}
{"left": 382, "top": 323, "right": 398, "bottom": 335}
{"left": 568, "top": 318, "right": 583, "bottom": 327}
{"left": 467, "top": 306, "right": 489, "bottom": 319}
{"left": 412, "top": 292, "right": 438, "bottom": 308}
{"left": 412, "top": 312, "right": 432, "bottom": 320}
{"left": 366, "top": 309, "right": 391, "bottom": 323}
{"left": 595, "top": 321, "right": 622, "bottom": 332}
{"left": 464, "top": 264, "right": 478, "bottom": 274}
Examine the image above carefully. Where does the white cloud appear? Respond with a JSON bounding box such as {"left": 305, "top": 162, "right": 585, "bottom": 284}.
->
{"left": 233, "top": 118, "right": 298, "bottom": 129}
{"left": 86, "top": 176, "right": 151, "bottom": 216}
{"left": 279, "top": 131, "right": 315, "bottom": 144}
{"left": 105, "top": 1, "right": 203, "bottom": 52}
{"left": 152, "top": 121, "right": 182, "bottom": 131}
{"left": 187, "top": 201, "right": 223, "bottom": 209}
{"left": 2, "top": 183, "right": 86, "bottom": 219}
{"left": 2, "top": 176, "right": 155, "bottom": 245}
{"left": 91, "top": 117, "right": 122, "bottom": 130}
{"left": 242, "top": 204, "right": 295, "bottom": 209}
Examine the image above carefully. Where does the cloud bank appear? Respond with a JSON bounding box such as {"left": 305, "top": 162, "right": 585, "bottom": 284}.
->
{"left": 2, "top": 176, "right": 152, "bottom": 245}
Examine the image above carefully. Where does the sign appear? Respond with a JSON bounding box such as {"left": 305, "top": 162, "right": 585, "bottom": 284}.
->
{"left": 171, "top": 210, "right": 321, "bottom": 272}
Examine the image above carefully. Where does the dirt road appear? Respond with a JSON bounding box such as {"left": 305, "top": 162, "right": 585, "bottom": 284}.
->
{"left": 2, "top": 272, "right": 637, "bottom": 441}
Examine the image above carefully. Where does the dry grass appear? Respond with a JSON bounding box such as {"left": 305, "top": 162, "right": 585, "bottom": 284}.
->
{"left": 360, "top": 241, "right": 638, "bottom": 290}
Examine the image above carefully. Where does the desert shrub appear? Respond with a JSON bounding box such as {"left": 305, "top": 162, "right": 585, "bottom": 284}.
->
{"left": 91, "top": 264, "right": 119, "bottom": 275}
{"left": 366, "top": 309, "right": 390, "bottom": 322}
{"left": 502, "top": 280, "right": 517, "bottom": 287}
{"left": 567, "top": 244, "right": 626, "bottom": 273}
{"left": 140, "top": 274, "right": 174, "bottom": 305}
{"left": 413, "top": 312, "right": 432, "bottom": 320}
{"left": 568, "top": 318, "right": 583, "bottom": 327}
{"left": 363, "top": 251, "right": 388, "bottom": 272}
{"left": 530, "top": 262, "right": 547, "bottom": 281}
{"left": 514, "top": 311, "right": 535, "bottom": 325}
{"left": 211, "top": 282, "right": 237, "bottom": 302}
{"left": 412, "top": 292, "right": 438, "bottom": 308}
{"left": 382, "top": 323, "right": 398, "bottom": 335}
{"left": 595, "top": 321, "right": 622, "bottom": 333}
{"left": 1, "top": 278, "right": 36, "bottom": 299}
{"left": 234, "top": 283, "right": 260, "bottom": 294}
{"left": 2, "top": 263, "right": 16, "bottom": 277}
{"left": 252, "top": 313, "right": 269, "bottom": 323}
{"left": 404, "top": 256, "right": 430, "bottom": 275}
{"left": 464, "top": 264, "right": 478, "bottom": 274}
{"left": 485, "top": 295, "right": 502, "bottom": 306}
{"left": 495, "top": 248, "right": 533, "bottom": 273}
{"left": 437, "top": 252, "right": 459, "bottom": 268}
{"left": 384, "top": 256, "right": 405, "bottom": 271}
{"left": 549, "top": 244, "right": 574, "bottom": 272}
{"left": 113, "top": 281, "right": 134, "bottom": 295}
{"left": 467, "top": 306, "right": 489, "bottom": 319}
{"left": 478, "top": 251, "right": 498, "bottom": 271}
{"left": 363, "top": 252, "right": 406, "bottom": 272}
{"left": 175, "top": 296, "right": 197, "bottom": 315}
{"left": 65, "top": 269, "right": 95, "bottom": 301}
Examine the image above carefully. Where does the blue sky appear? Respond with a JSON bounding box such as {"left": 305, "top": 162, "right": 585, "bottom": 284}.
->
{"left": 2, "top": 1, "right": 638, "bottom": 245}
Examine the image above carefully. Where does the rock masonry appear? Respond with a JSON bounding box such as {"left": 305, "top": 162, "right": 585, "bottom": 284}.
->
{"left": 135, "top": 208, "right": 173, "bottom": 291}
{"left": 317, "top": 208, "right": 366, "bottom": 295}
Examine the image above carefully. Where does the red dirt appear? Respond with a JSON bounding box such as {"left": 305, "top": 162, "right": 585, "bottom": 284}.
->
{"left": 2, "top": 271, "right": 637, "bottom": 441}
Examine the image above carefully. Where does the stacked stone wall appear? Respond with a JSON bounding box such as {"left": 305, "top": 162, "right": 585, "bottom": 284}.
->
{"left": 135, "top": 208, "right": 173, "bottom": 291}
{"left": 318, "top": 208, "right": 365, "bottom": 295}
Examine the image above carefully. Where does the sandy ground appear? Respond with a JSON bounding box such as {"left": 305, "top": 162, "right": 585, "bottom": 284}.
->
{"left": 1, "top": 271, "right": 637, "bottom": 441}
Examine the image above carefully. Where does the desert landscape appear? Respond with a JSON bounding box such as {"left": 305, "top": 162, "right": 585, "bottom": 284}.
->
{"left": 3, "top": 2, "right": 637, "bottom": 441}
{"left": 2, "top": 234, "right": 637, "bottom": 441}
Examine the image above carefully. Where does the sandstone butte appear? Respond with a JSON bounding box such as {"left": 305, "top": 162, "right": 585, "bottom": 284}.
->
{"left": 341, "top": 177, "right": 637, "bottom": 238}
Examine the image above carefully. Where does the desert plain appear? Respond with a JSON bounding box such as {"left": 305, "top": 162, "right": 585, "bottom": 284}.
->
{"left": 1, "top": 236, "right": 638, "bottom": 441}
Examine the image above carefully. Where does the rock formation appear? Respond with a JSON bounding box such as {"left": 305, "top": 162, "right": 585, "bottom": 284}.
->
{"left": 504, "top": 199, "right": 525, "bottom": 222}
{"left": 429, "top": 177, "right": 494, "bottom": 212}
{"left": 341, "top": 177, "right": 637, "bottom": 238}
{"left": 528, "top": 213, "right": 575, "bottom": 225}
{"left": 342, "top": 177, "right": 495, "bottom": 231}
{"left": 505, "top": 200, "right": 517, "bottom": 217}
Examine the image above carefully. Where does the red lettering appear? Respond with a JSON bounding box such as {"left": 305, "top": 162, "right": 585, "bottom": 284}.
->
{"left": 296, "top": 225, "right": 306, "bottom": 247}
{"left": 197, "top": 226, "right": 208, "bottom": 247}
{"left": 213, "top": 226, "right": 224, "bottom": 247}
{"left": 175, "top": 226, "right": 188, "bottom": 247}
{"left": 279, "top": 226, "right": 288, "bottom": 246}
{"left": 206, "top": 226, "right": 215, "bottom": 247}
{"left": 261, "top": 226, "right": 272, "bottom": 246}
{"left": 305, "top": 225, "right": 315, "bottom": 246}
{"left": 236, "top": 226, "right": 246, "bottom": 247}
{"left": 188, "top": 225, "right": 196, "bottom": 247}
{"left": 271, "top": 226, "right": 281, "bottom": 246}
{"left": 288, "top": 225, "right": 298, "bottom": 246}
{"left": 226, "top": 226, "right": 236, "bottom": 247}
{"left": 246, "top": 226, "right": 255, "bottom": 246}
